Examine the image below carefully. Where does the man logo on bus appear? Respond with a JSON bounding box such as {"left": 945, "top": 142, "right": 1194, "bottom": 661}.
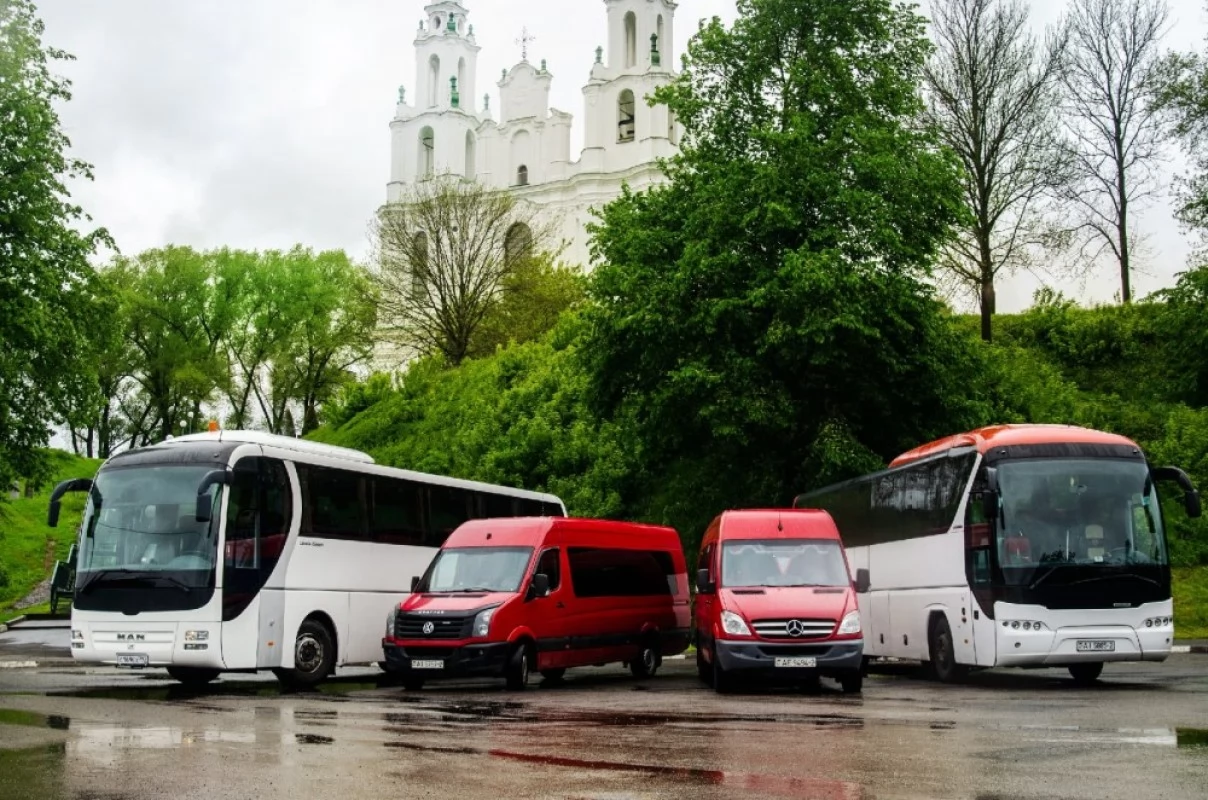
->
{"left": 787, "top": 620, "right": 807, "bottom": 638}
{"left": 422, "top": 622, "right": 435, "bottom": 635}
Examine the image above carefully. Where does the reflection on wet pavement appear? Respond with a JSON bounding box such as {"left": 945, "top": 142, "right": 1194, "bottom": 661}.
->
{"left": 1, "top": 660, "right": 1207, "bottom": 799}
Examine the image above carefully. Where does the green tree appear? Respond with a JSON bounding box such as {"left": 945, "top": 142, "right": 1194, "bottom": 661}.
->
{"left": 467, "top": 253, "right": 586, "bottom": 359}
{"left": 582, "top": 0, "right": 981, "bottom": 537}
{"left": 0, "top": 0, "right": 109, "bottom": 492}
{"left": 1151, "top": 264, "right": 1208, "bottom": 407}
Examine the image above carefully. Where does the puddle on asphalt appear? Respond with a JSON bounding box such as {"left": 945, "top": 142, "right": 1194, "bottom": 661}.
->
{"left": 46, "top": 676, "right": 385, "bottom": 704}
{"left": 0, "top": 708, "right": 71, "bottom": 730}
{"left": 295, "top": 733, "right": 334, "bottom": 745}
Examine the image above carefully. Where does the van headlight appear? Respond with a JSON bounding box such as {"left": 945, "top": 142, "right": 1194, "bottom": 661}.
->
{"left": 472, "top": 608, "right": 496, "bottom": 638}
{"left": 385, "top": 607, "right": 399, "bottom": 638}
{"left": 838, "top": 611, "right": 861, "bottom": 635}
{"left": 721, "top": 610, "right": 751, "bottom": 636}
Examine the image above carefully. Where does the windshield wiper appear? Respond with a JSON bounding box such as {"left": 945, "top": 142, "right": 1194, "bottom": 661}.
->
{"left": 77, "top": 570, "right": 193, "bottom": 594}
{"left": 444, "top": 587, "right": 497, "bottom": 593}
{"left": 1068, "top": 573, "right": 1160, "bottom": 589}
{"left": 1028, "top": 567, "right": 1059, "bottom": 591}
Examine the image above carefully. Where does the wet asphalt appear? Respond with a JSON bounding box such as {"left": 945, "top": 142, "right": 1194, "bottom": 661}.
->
{"left": 1, "top": 654, "right": 1206, "bottom": 800}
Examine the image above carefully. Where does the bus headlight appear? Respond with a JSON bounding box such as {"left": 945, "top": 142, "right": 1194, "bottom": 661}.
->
{"left": 1002, "top": 620, "right": 1046, "bottom": 631}
{"left": 1144, "top": 616, "right": 1172, "bottom": 628}
{"left": 838, "top": 611, "right": 861, "bottom": 635}
{"left": 472, "top": 608, "right": 496, "bottom": 638}
{"left": 721, "top": 610, "right": 751, "bottom": 636}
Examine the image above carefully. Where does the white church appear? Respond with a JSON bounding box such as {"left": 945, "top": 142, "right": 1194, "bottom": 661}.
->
{"left": 385, "top": 0, "right": 681, "bottom": 269}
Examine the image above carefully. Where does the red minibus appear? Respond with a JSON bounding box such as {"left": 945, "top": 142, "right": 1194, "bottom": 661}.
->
{"left": 381, "top": 517, "right": 690, "bottom": 690}
{"left": 694, "top": 509, "right": 868, "bottom": 694}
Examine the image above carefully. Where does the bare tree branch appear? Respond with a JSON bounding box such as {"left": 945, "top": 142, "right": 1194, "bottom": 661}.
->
{"left": 1061, "top": 0, "right": 1170, "bottom": 303}
{"left": 369, "top": 175, "right": 563, "bottom": 366}
{"left": 923, "top": 0, "right": 1072, "bottom": 341}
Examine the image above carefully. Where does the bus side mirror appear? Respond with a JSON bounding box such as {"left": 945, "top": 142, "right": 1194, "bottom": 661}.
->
{"left": 195, "top": 469, "right": 231, "bottom": 523}
{"left": 855, "top": 568, "right": 870, "bottom": 594}
{"left": 981, "top": 467, "right": 999, "bottom": 524}
{"left": 411, "top": 575, "right": 420, "bottom": 592}
{"left": 47, "top": 478, "right": 93, "bottom": 527}
{"left": 528, "top": 573, "right": 550, "bottom": 600}
{"left": 1153, "top": 466, "right": 1202, "bottom": 519}
{"left": 696, "top": 568, "right": 714, "bottom": 594}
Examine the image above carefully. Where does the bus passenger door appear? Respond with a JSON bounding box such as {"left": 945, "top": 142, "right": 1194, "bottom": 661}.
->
{"left": 966, "top": 519, "right": 997, "bottom": 667}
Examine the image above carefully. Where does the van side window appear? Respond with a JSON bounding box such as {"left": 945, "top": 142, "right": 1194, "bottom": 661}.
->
{"left": 536, "top": 548, "right": 561, "bottom": 592}
{"left": 697, "top": 544, "right": 714, "bottom": 581}
{"left": 568, "top": 547, "right": 674, "bottom": 597}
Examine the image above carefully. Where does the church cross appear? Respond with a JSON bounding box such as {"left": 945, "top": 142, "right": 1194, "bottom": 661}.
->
{"left": 515, "top": 26, "right": 536, "bottom": 61}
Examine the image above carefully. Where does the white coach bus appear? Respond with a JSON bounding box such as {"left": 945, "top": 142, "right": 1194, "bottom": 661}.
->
{"left": 794, "top": 425, "right": 1201, "bottom": 685}
{"left": 47, "top": 430, "right": 566, "bottom": 688}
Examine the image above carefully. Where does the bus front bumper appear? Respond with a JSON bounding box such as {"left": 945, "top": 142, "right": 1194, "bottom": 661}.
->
{"left": 381, "top": 641, "right": 511, "bottom": 679}
{"left": 996, "top": 624, "right": 1172, "bottom": 667}
{"left": 714, "top": 639, "right": 863, "bottom": 677}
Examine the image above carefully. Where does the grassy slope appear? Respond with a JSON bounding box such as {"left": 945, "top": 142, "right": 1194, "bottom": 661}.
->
{"left": 0, "top": 451, "right": 103, "bottom": 615}
{"left": 1174, "top": 568, "right": 1208, "bottom": 640}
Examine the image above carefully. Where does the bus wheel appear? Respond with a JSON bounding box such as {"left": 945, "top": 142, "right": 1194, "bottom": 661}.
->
{"left": 630, "top": 638, "right": 661, "bottom": 679}
{"left": 1068, "top": 662, "right": 1104, "bottom": 685}
{"left": 505, "top": 643, "right": 531, "bottom": 690}
{"left": 281, "top": 619, "right": 335, "bottom": 689}
{"left": 167, "top": 667, "right": 219, "bottom": 688}
{"left": 927, "top": 616, "right": 967, "bottom": 683}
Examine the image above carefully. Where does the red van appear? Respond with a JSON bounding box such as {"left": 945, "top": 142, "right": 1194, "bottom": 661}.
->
{"left": 381, "top": 517, "right": 691, "bottom": 690}
{"left": 694, "top": 509, "right": 867, "bottom": 694}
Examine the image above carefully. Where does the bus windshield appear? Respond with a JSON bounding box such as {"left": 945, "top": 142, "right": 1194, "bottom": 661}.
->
{"left": 722, "top": 540, "right": 850, "bottom": 588}
{"left": 995, "top": 458, "right": 1168, "bottom": 583}
{"left": 417, "top": 547, "right": 534, "bottom": 593}
{"left": 75, "top": 464, "right": 221, "bottom": 602}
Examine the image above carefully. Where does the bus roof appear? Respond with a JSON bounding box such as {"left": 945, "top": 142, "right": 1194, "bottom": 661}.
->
{"left": 889, "top": 424, "right": 1139, "bottom": 468}
{"left": 167, "top": 430, "right": 375, "bottom": 464}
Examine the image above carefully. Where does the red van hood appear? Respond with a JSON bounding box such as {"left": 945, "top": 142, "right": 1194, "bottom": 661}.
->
{"left": 721, "top": 587, "right": 853, "bottom": 620}
{"left": 400, "top": 592, "right": 515, "bottom": 613}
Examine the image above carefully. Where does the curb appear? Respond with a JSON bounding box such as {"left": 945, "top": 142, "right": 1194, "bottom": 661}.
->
{"left": 2, "top": 615, "right": 26, "bottom": 629}
{"left": 1172, "top": 645, "right": 1208, "bottom": 654}
{"left": 0, "top": 661, "right": 38, "bottom": 669}
{"left": 0, "top": 624, "right": 7, "bottom": 634}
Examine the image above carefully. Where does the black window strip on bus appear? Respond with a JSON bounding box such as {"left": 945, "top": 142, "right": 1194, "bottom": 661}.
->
{"left": 295, "top": 463, "right": 558, "bottom": 548}
{"left": 979, "top": 443, "right": 1143, "bottom": 464}
{"left": 794, "top": 452, "right": 978, "bottom": 549}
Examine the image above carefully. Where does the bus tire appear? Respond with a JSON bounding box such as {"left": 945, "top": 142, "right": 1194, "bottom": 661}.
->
{"left": 505, "top": 643, "right": 531, "bottom": 690}
{"left": 280, "top": 618, "right": 335, "bottom": 689}
{"left": 1068, "top": 662, "right": 1104, "bottom": 685}
{"left": 630, "top": 637, "right": 661, "bottom": 679}
{"left": 167, "top": 666, "right": 219, "bottom": 688}
{"left": 927, "top": 615, "right": 967, "bottom": 684}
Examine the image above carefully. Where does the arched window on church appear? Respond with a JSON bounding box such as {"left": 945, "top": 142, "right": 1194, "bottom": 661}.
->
{"left": 618, "top": 90, "right": 636, "bottom": 143}
{"left": 504, "top": 222, "right": 533, "bottom": 269}
{"left": 428, "top": 55, "right": 440, "bottom": 107}
{"left": 464, "top": 131, "right": 476, "bottom": 179}
{"left": 516, "top": 164, "right": 529, "bottom": 186}
{"left": 624, "top": 12, "right": 637, "bottom": 68}
{"left": 419, "top": 127, "right": 435, "bottom": 178}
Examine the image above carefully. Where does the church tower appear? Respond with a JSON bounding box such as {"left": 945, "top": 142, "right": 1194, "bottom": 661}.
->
{"left": 388, "top": 1, "right": 485, "bottom": 200}
{"left": 581, "top": 0, "right": 678, "bottom": 174}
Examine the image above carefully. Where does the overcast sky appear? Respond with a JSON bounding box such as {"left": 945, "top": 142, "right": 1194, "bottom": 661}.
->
{"left": 33, "top": 0, "right": 1208, "bottom": 313}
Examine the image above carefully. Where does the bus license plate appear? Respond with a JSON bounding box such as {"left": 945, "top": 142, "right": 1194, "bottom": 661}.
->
{"left": 411, "top": 659, "right": 444, "bottom": 670}
{"left": 116, "top": 654, "right": 149, "bottom": 668}
{"left": 774, "top": 657, "right": 817, "bottom": 668}
{"left": 1076, "top": 640, "right": 1115, "bottom": 652}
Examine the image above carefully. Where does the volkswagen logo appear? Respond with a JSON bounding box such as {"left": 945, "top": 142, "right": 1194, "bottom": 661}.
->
{"left": 422, "top": 621, "right": 435, "bottom": 635}
{"left": 786, "top": 619, "right": 807, "bottom": 638}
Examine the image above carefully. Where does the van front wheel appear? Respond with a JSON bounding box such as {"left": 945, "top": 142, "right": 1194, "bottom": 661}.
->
{"left": 839, "top": 671, "right": 863, "bottom": 694}
{"left": 505, "top": 644, "right": 531, "bottom": 690}
{"left": 630, "top": 639, "right": 660, "bottom": 679}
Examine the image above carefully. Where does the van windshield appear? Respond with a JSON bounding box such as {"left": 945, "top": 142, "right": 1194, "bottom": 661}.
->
{"left": 416, "top": 547, "right": 534, "bottom": 593}
{"left": 721, "top": 540, "right": 850, "bottom": 588}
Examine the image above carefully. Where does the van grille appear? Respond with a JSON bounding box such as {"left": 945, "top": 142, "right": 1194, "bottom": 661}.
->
{"left": 395, "top": 614, "right": 472, "bottom": 640}
{"left": 752, "top": 619, "right": 836, "bottom": 639}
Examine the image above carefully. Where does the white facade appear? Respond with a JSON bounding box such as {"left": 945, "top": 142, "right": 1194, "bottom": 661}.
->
{"left": 386, "top": 0, "right": 681, "bottom": 269}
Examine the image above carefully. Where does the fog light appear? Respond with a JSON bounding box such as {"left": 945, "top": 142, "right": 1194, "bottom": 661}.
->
{"left": 183, "top": 643, "right": 208, "bottom": 651}
{"left": 184, "top": 630, "right": 209, "bottom": 642}
{"left": 1011, "top": 621, "right": 1020, "bottom": 629}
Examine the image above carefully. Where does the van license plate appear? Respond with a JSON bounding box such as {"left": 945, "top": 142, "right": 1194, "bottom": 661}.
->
{"left": 411, "top": 659, "right": 444, "bottom": 669}
{"left": 774, "top": 657, "right": 817, "bottom": 668}
{"left": 1076, "top": 640, "right": 1115, "bottom": 652}
{"left": 116, "top": 654, "right": 149, "bottom": 668}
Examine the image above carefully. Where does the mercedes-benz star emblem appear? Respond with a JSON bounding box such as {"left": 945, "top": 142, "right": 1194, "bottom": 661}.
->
{"left": 422, "top": 621, "right": 435, "bottom": 635}
{"left": 786, "top": 619, "right": 807, "bottom": 638}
